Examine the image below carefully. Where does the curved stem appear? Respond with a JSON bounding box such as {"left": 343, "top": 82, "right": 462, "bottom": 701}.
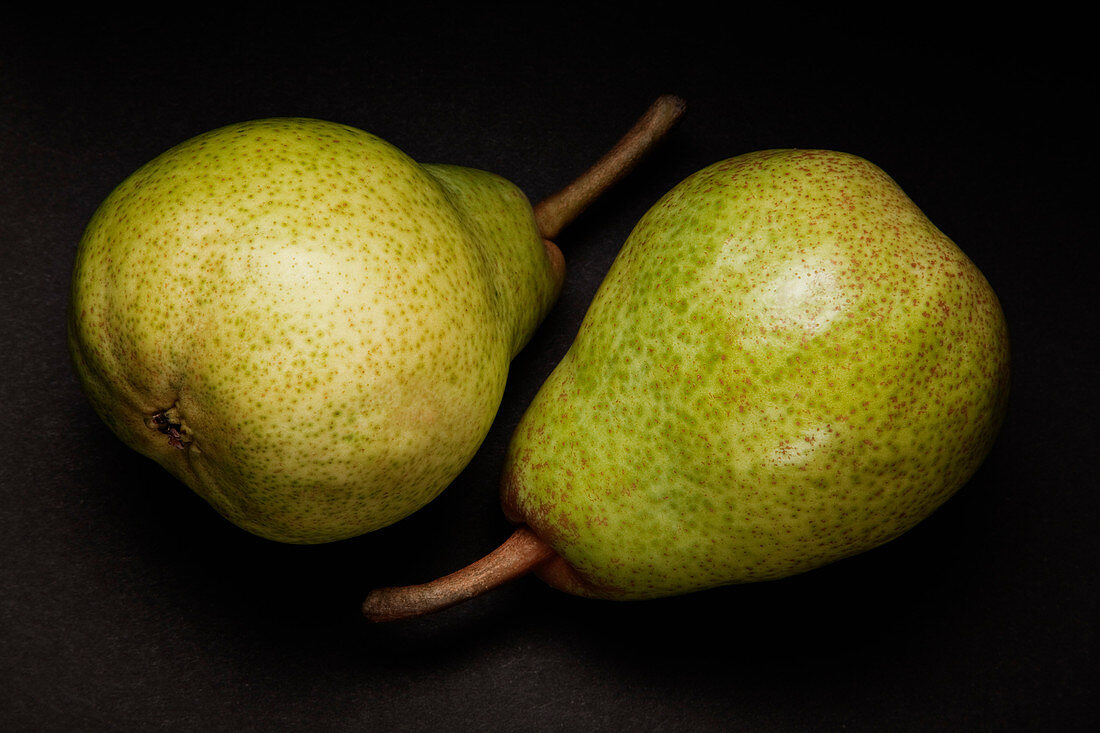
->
{"left": 534, "top": 94, "right": 686, "bottom": 240}
{"left": 363, "top": 526, "right": 556, "bottom": 622}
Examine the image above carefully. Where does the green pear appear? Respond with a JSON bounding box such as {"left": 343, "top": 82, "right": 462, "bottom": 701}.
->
{"left": 363, "top": 148, "right": 1010, "bottom": 619}
{"left": 70, "top": 98, "right": 686, "bottom": 546}
{"left": 69, "top": 117, "right": 564, "bottom": 544}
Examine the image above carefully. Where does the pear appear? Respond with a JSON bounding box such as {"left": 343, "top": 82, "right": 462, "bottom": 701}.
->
{"left": 69, "top": 98, "right": 686, "bottom": 544}
{"left": 363, "top": 148, "right": 1010, "bottom": 619}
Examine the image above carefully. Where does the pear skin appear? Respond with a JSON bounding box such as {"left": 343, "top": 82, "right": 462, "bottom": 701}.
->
{"left": 500, "top": 149, "right": 1010, "bottom": 600}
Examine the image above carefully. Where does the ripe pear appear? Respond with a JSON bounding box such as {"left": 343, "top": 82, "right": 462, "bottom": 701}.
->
{"left": 363, "top": 148, "right": 1010, "bottom": 619}
{"left": 70, "top": 99, "right": 686, "bottom": 545}
{"left": 68, "top": 117, "right": 562, "bottom": 543}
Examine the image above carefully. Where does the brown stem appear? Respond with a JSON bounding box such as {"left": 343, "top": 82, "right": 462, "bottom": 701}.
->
{"left": 533, "top": 94, "right": 686, "bottom": 241}
{"left": 363, "top": 526, "right": 556, "bottom": 622}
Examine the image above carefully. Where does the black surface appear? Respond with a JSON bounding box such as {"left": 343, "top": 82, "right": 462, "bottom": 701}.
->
{"left": 2, "top": 9, "right": 1095, "bottom": 732}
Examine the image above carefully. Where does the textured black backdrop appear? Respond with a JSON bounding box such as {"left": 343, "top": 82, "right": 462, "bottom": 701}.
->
{"left": 2, "top": 8, "right": 1095, "bottom": 732}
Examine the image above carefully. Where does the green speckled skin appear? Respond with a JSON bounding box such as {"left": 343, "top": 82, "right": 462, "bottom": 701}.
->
{"left": 69, "top": 118, "right": 560, "bottom": 543}
{"left": 502, "top": 149, "right": 1010, "bottom": 600}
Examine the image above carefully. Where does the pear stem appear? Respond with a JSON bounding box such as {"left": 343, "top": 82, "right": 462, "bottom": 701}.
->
{"left": 362, "top": 526, "right": 556, "bottom": 622}
{"left": 533, "top": 94, "right": 686, "bottom": 241}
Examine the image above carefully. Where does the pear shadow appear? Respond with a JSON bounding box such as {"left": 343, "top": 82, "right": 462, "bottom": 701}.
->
{"left": 346, "top": 468, "right": 997, "bottom": 681}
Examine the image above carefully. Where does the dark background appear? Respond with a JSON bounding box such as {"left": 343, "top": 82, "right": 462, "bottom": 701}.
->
{"left": 2, "top": 7, "right": 1095, "bottom": 731}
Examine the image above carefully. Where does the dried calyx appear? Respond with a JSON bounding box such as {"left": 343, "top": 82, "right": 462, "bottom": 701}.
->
{"left": 145, "top": 406, "right": 190, "bottom": 449}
